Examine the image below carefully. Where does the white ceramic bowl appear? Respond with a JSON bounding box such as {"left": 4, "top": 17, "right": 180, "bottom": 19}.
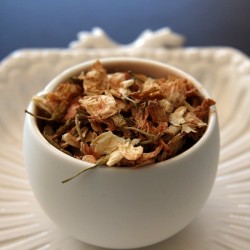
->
{"left": 23, "top": 58, "right": 220, "bottom": 249}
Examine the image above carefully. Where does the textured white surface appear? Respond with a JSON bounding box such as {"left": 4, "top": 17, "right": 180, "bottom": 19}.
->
{"left": 0, "top": 28, "right": 250, "bottom": 250}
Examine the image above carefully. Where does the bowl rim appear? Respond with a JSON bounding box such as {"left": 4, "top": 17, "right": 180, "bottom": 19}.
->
{"left": 25, "top": 57, "right": 218, "bottom": 172}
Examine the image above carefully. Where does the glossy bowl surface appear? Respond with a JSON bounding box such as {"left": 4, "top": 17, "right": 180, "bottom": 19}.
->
{"left": 23, "top": 58, "right": 220, "bottom": 249}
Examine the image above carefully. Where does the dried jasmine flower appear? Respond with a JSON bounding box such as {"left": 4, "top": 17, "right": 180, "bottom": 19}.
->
{"left": 80, "top": 95, "right": 119, "bottom": 119}
{"left": 83, "top": 60, "right": 107, "bottom": 95}
{"left": 169, "top": 106, "right": 187, "bottom": 126}
{"left": 27, "top": 60, "right": 216, "bottom": 183}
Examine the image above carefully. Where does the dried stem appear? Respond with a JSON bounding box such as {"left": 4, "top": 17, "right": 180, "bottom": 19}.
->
{"left": 123, "top": 126, "right": 155, "bottom": 138}
{"left": 75, "top": 114, "right": 84, "bottom": 142}
{"left": 25, "top": 109, "right": 53, "bottom": 121}
{"left": 43, "top": 131, "right": 72, "bottom": 156}
{"left": 184, "top": 101, "right": 194, "bottom": 112}
{"left": 128, "top": 71, "right": 146, "bottom": 82}
{"left": 62, "top": 155, "right": 109, "bottom": 183}
{"left": 121, "top": 93, "right": 138, "bottom": 105}
{"left": 62, "top": 164, "right": 99, "bottom": 183}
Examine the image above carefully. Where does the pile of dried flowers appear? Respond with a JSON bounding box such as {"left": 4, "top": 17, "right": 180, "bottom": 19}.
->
{"left": 26, "top": 60, "right": 215, "bottom": 182}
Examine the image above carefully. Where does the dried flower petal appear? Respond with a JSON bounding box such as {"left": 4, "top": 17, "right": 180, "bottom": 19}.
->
{"left": 63, "top": 98, "right": 81, "bottom": 121}
{"left": 104, "top": 114, "right": 127, "bottom": 130}
{"left": 107, "top": 150, "right": 124, "bottom": 166}
{"left": 147, "top": 100, "right": 168, "bottom": 123}
{"left": 166, "top": 125, "right": 181, "bottom": 135}
{"left": 82, "top": 155, "right": 97, "bottom": 164}
{"left": 160, "top": 78, "right": 186, "bottom": 108}
{"left": 181, "top": 123, "right": 196, "bottom": 133}
{"left": 131, "top": 102, "right": 148, "bottom": 130}
{"left": 139, "top": 78, "right": 163, "bottom": 99}
{"left": 142, "top": 78, "right": 161, "bottom": 92}
{"left": 118, "top": 141, "right": 143, "bottom": 161}
{"left": 80, "top": 95, "right": 119, "bottom": 119}
{"left": 33, "top": 82, "right": 82, "bottom": 120}
{"left": 62, "top": 133, "right": 80, "bottom": 148}
{"left": 159, "top": 99, "right": 173, "bottom": 113}
{"left": 193, "top": 98, "right": 216, "bottom": 122}
{"left": 185, "top": 112, "right": 207, "bottom": 128}
{"left": 84, "top": 131, "right": 97, "bottom": 142}
{"left": 121, "top": 79, "right": 135, "bottom": 89}
{"left": 83, "top": 60, "right": 107, "bottom": 95}
{"left": 161, "top": 133, "right": 186, "bottom": 159}
{"left": 169, "top": 106, "right": 187, "bottom": 126}
{"left": 91, "top": 131, "right": 125, "bottom": 155}
{"left": 108, "top": 73, "right": 127, "bottom": 88}
{"left": 137, "top": 145, "right": 163, "bottom": 163}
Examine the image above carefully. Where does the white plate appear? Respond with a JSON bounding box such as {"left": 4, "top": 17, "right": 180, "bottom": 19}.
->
{"left": 0, "top": 28, "right": 250, "bottom": 250}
